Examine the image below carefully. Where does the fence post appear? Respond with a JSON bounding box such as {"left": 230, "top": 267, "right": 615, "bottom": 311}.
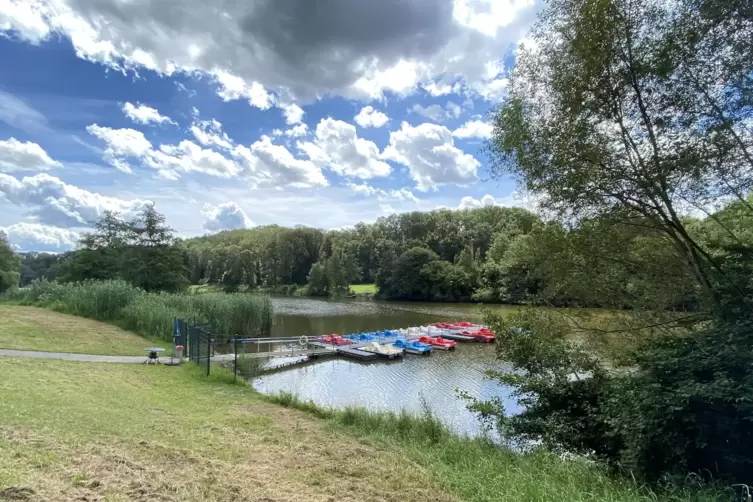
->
{"left": 233, "top": 337, "right": 238, "bottom": 382}
{"left": 206, "top": 331, "right": 211, "bottom": 377}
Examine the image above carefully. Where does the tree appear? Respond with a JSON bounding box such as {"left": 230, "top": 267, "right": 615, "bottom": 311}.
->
{"left": 59, "top": 206, "right": 187, "bottom": 292}
{"left": 0, "top": 231, "right": 20, "bottom": 292}
{"left": 478, "top": 0, "right": 753, "bottom": 485}
{"left": 489, "top": 0, "right": 753, "bottom": 311}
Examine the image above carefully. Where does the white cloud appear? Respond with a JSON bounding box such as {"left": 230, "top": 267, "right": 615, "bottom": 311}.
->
{"left": 87, "top": 124, "right": 241, "bottom": 179}
{"left": 0, "top": 0, "right": 539, "bottom": 105}
{"left": 85, "top": 125, "right": 153, "bottom": 174}
{"left": 411, "top": 102, "right": 462, "bottom": 122}
{"left": 233, "top": 136, "right": 328, "bottom": 189}
{"left": 346, "top": 182, "right": 419, "bottom": 204}
{"left": 201, "top": 202, "right": 254, "bottom": 231}
{"left": 213, "top": 70, "right": 274, "bottom": 110}
{"left": 284, "top": 123, "right": 309, "bottom": 138}
{"left": 354, "top": 106, "right": 389, "bottom": 128}
{"left": 298, "top": 118, "right": 391, "bottom": 179}
{"left": 458, "top": 194, "right": 500, "bottom": 209}
{"left": 122, "top": 102, "right": 175, "bottom": 126}
{"left": 383, "top": 121, "right": 479, "bottom": 191}
{"left": 151, "top": 141, "right": 241, "bottom": 179}
{"left": 282, "top": 104, "right": 305, "bottom": 125}
{"left": 190, "top": 119, "right": 233, "bottom": 150}
{"left": 1, "top": 222, "right": 80, "bottom": 252}
{"left": 453, "top": 120, "right": 493, "bottom": 139}
{"left": 0, "top": 138, "right": 61, "bottom": 172}
{"left": 457, "top": 191, "right": 542, "bottom": 212}
{"left": 0, "top": 172, "right": 150, "bottom": 227}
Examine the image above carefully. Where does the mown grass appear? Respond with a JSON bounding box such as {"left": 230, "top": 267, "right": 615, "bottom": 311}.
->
{"left": 265, "top": 393, "right": 732, "bottom": 502}
{"left": 1, "top": 279, "right": 273, "bottom": 342}
{"left": 0, "top": 305, "right": 169, "bottom": 355}
{"left": 0, "top": 358, "right": 452, "bottom": 502}
{"left": 350, "top": 283, "right": 377, "bottom": 295}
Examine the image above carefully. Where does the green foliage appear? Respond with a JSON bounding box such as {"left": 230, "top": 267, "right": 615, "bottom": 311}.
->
{"left": 59, "top": 205, "right": 188, "bottom": 292}
{"left": 0, "top": 231, "right": 20, "bottom": 293}
{"left": 185, "top": 206, "right": 546, "bottom": 302}
{"left": 17, "top": 252, "right": 64, "bottom": 286}
{"left": 2, "top": 279, "right": 273, "bottom": 341}
{"left": 478, "top": 0, "right": 753, "bottom": 487}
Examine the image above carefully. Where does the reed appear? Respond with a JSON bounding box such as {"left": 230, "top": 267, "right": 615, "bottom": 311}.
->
{"left": 1, "top": 279, "right": 273, "bottom": 341}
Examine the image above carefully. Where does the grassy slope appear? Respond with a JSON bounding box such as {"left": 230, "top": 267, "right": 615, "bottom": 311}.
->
{"left": 0, "top": 307, "right": 725, "bottom": 502}
{"left": 0, "top": 305, "right": 169, "bottom": 355}
{"left": 0, "top": 359, "right": 454, "bottom": 502}
{"left": 350, "top": 284, "right": 377, "bottom": 294}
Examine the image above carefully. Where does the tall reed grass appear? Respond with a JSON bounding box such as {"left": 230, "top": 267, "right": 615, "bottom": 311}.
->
{"left": 2, "top": 279, "right": 273, "bottom": 341}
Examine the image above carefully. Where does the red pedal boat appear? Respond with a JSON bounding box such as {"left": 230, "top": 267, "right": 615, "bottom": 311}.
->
{"left": 418, "top": 335, "right": 456, "bottom": 351}
{"left": 320, "top": 334, "right": 352, "bottom": 345}
{"left": 460, "top": 328, "right": 496, "bottom": 343}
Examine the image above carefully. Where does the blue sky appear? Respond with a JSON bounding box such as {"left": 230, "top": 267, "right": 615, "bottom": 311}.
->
{"left": 0, "top": 0, "right": 539, "bottom": 252}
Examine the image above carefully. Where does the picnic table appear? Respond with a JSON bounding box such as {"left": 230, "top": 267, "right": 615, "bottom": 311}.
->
{"left": 144, "top": 347, "right": 165, "bottom": 364}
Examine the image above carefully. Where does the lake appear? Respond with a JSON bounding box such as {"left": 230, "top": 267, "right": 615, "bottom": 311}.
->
{"left": 251, "top": 297, "right": 522, "bottom": 437}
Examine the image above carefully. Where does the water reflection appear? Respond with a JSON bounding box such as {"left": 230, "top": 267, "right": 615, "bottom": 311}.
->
{"left": 252, "top": 297, "right": 522, "bottom": 437}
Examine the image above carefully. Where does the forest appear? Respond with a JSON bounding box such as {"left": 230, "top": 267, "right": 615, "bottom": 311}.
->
{"left": 2, "top": 196, "right": 751, "bottom": 309}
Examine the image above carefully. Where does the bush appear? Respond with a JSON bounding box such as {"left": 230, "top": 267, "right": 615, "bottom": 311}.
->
{"left": 471, "top": 308, "right": 753, "bottom": 485}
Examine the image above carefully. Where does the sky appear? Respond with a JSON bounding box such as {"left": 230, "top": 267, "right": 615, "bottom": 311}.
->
{"left": 0, "top": 0, "right": 541, "bottom": 252}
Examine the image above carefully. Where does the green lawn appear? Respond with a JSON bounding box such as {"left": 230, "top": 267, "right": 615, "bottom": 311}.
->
{"left": 0, "top": 305, "right": 169, "bottom": 355}
{"left": 0, "top": 359, "right": 452, "bottom": 502}
{"left": 350, "top": 283, "right": 377, "bottom": 294}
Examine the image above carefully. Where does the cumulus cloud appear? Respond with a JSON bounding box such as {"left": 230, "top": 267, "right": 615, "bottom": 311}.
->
{"left": 298, "top": 118, "right": 391, "bottom": 179}
{"left": 410, "top": 102, "right": 462, "bottom": 122}
{"left": 284, "top": 123, "right": 309, "bottom": 138}
{"left": 1, "top": 222, "right": 80, "bottom": 252}
{"left": 282, "top": 104, "right": 305, "bottom": 125}
{"left": 234, "top": 136, "right": 328, "bottom": 188}
{"left": 453, "top": 120, "right": 493, "bottom": 139}
{"left": 0, "top": 172, "right": 150, "bottom": 227}
{"left": 354, "top": 106, "right": 389, "bottom": 128}
{"left": 87, "top": 124, "right": 240, "bottom": 179}
{"left": 122, "top": 102, "right": 176, "bottom": 126}
{"left": 86, "top": 124, "right": 153, "bottom": 173}
{"left": 346, "top": 182, "right": 419, "bottom": 204}
{"left": 190, "top": 119, "right": 233, "bottom": 150}
{"left": 457, "top": 191, "right": 542, "bottom": 211}
{"left": 0, "top": 138, "right": 61, "bottom": 172}
{"left": 0, "top": 0, "right": 539, "bottom": 104}
{"left": 201, "top": 202, "right": 254, "bottom": 231}
{"left": 383, "top": 121, "right": 479, "bottom": 191}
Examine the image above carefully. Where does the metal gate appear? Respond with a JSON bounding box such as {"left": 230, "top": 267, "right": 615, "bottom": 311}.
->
{"left": 187, "top": 322, "right": 214, "bottom": 376}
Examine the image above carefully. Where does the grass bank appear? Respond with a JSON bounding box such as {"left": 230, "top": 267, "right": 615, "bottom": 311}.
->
{"left": 0, "top": 358, "right": 451, "bottom": 502}
{"left": 2, "top": 279, "right": 273, "bottom": 341}
{"left": 265, "top": 393, "right": 729, "bottom": 502}
{"left": 349, "top": 283, "right": 377, "bottom": 296}
{"left": 0, "top": 305, "right": 169, "bottom": 355}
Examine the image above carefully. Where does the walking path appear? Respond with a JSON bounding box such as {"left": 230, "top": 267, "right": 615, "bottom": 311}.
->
{"left": 0, "top": 349, "right": 240, "bottom": 363}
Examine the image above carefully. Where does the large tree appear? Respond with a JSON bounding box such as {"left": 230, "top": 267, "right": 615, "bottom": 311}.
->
{"left": 481, "top": 0, "right": 753, "bottom": 484}
{"left": 489, "top": 0, "right": 753, "bottom": 312}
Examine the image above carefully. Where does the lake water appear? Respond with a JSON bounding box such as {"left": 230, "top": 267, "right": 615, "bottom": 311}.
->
{"left": 251, "top": 297, "right": 522, "bottom": 437}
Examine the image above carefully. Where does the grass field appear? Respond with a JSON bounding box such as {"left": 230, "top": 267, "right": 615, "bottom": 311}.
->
{"left": 0, "top": 305, "right": 169, "bottom": 355}
{"left": 350, "top": 284, "right": 377, "bottom": 295}
{"left": 0, "top": 306, "right": 726, "bottom": 502}
{"left": 0, "top": 359, "right": 451, "bottom": 502}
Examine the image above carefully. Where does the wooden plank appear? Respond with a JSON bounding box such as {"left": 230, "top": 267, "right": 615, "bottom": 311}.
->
{"left": 335, "top": 347, "right": 378, "bottom": 360}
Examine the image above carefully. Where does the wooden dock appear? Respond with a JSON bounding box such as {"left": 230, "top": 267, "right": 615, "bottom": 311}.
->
{"left": 309, "top": 342, "right": 379, "bottom": 361}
